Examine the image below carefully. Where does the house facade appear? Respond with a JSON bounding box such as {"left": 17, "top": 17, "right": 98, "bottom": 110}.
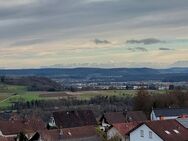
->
{"left": 127, "top": 119, "right": 188, "bottom": 141}
{"left": 100, "top": 111, "right": 147, "bottom": 131}
{"left": 107, "top": 122, "right": 141, "bottom": 141}
{"left": 129, "top": 124, "right": 163, "bottom": 141}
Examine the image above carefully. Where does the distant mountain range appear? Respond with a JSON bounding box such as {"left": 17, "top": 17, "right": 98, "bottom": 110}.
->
{"left": 0, "top": 67, "right": 187, "bottom": 82}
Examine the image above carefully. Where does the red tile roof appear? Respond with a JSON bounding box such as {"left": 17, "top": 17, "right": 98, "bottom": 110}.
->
{"left": 145, "top": 120, "right": 188, "bottom": 141}
{"left": 0, "top": 137, "right": 14, "bottom": 141}
{"left": 129, "top": 120, "right": 188, "bottom": 141}
{"left": 0, "top": 117, "right": 45, "bottom": 135}
{"left": 112, "top": 121, "right": 142, "bottom": 135}
{"left": 0, "top": 137, "right": 9, "bottom": 141}
{"left": 41, "top": 126, "right": 99, "bottom": 141}
{"left": 101, "top": 111, "right": 147, "bottom": 124}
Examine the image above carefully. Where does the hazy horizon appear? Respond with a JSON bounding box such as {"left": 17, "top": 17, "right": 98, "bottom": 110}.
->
{"left": 0, "top": 0, "right": 188, "bottom": 68}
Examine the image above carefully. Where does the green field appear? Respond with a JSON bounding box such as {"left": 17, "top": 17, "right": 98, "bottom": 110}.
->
{"left": 0, "top": 84, "right": 41, "bottom": 109}
{"left": 66, "top": 89, "right": 169, "bottom": 100}
{"left": 0, "top": 84, "right": 169, "bottom": 109}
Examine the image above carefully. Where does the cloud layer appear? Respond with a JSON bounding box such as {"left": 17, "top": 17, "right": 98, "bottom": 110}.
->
{"left": 0, "top": 0, "right": 188, "bottom": 68}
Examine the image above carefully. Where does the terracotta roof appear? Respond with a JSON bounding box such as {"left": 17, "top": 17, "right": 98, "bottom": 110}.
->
{"left": 41, "top": 126, "right": 99, "bottom": 141}
{"left": 112, "top": 121, "right": 142, "bottom": 135}
{"left": 101, "top": 111, "right": 147, "bottom": 124}
{"left": 0, "top": 137, "right": 14, "bottom": 141}
{"left": 0, "top": 117, "right": 45, "bottom": 135}
{"left": 0, "top": 137, "right": 11, "bottom": 141}
{"left": 53, "top": 110, "right": 97, "bottom": 128}
{"left": 143, "top": 120, "right": 188, "bottom": 141}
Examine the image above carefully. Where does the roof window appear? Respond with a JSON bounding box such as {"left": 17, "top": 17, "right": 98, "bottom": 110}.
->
{"left": 173, "top": 129, "right": 180, "bottom": 134}
{"left": 165, "top": 130, "right": 171, "bottom": 135}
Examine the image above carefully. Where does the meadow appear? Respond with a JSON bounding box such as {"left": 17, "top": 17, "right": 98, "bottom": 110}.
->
{"left": 0, "top": 84, "right": 169, "bottom": 109}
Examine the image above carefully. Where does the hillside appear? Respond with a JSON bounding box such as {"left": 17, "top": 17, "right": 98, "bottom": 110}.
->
{"left": 0, "top": 67, "right": 188, "bottom": 82}
{"left": 0, "top": 76, "right": 62, "bottom": 91}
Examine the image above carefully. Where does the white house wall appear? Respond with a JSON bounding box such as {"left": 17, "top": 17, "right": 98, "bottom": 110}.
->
{"left": 107, "top": 128, "right": 125, "bottom": 141}
{"left": 130, "top": 124, "right": 163, "bottom": 141}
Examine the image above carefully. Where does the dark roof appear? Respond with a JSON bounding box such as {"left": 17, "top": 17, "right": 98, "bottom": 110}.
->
{"left": 101, "top": 111, "right": 147, "bottom": 124}
{"left": 129, "top": 120, "right": 188, "bottom": 141}
{"left": 0, "top": 117, "right": 45, "bottom": 135}
{"left": 126, "top": 111, "right": 147, "bottom": 121}
{"left": 153, "top": 108, "right": 188, "bottom": 117}
{"left": 53, "top": 110, "right": 97, "bottom": 128}
{"left": 41, "top": 126, "right": 100, "bottom": 141}
{"left": 102, "top": 112, "right": 126, "bottom": 124}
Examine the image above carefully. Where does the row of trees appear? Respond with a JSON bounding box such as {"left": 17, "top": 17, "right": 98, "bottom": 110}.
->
{"left": 134, "top": 89, "right": 188, "bottom": 114}
{"left": 9, "top": 89, "right": 188, "bottom": 119}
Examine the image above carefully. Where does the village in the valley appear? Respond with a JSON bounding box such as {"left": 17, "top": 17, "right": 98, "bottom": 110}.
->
{"left": 0, "top": 106, "right": 188, "bottom": 141}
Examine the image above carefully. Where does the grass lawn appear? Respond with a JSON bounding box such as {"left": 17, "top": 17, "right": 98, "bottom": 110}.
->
{"left": 73, "top": 90, "right": 138, "bottom": 100}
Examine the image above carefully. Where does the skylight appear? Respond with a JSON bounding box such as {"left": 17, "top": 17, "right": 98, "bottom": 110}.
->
{"left": 165, "top": 130, "right": 171, "bottom": 135}
{"left": 173, "top": 129, "right": 180, "bottom": 134}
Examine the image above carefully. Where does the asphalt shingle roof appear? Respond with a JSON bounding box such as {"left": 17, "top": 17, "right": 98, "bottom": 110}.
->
{"left": 153, "top": 108, "right": 188, "bottom": 117}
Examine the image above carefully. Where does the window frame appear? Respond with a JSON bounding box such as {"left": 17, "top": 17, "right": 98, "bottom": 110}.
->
{"left": 149, "top": 131, "right": 152, "bottom": 139}
{"left": 140, "top": 130, "right": 144, "bottom": 137}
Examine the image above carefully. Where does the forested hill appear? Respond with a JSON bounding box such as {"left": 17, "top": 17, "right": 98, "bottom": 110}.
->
{"left": 0, "top": 76, "right": 62, "bottom": 91}
{"left": 0, "top": 67, "right": 188, "bottom": 82}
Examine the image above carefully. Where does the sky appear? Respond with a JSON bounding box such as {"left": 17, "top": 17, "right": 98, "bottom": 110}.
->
{"left": 0, "top": 0, "right": 188, "bottom": 69}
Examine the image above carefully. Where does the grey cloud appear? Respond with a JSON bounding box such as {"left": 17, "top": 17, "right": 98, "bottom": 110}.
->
{"left": 10, "top": 38, "right": 47, "bottom": 47}
{"left": 159, "top": 47, "right": 173, "bottom": 50}
{"left": 127, "top": 38, "right": 165, "bottom": 45}
{"left": 0, "top": 0, "right": 188, "bottom": 44}
{"left": 127, "top": 47, "right": 148, "bottom": 52}
{"left": 94, "top": 39, "right": 111, "bottom": 45}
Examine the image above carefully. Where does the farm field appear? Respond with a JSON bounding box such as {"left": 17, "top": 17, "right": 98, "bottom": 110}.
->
{"left": 0, "top": 84, "right": 40, "bottom": 109}
{"left": 0, "top": 84, "right": 169, "bottom": 109}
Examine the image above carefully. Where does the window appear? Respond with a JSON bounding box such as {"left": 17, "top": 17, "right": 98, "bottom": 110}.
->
{"left": 173, "top": 129, "right": 180, "bottom": 134}
{"left": 149, "top": 131, "right": 152, "bottom": 139}
{"left": 165, "top": 130, "right": 171, "bottom": 135}
{"left": 140, "top": 130, "right": 144, "bottom": 137}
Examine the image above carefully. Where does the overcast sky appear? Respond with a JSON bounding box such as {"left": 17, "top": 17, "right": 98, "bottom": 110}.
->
{"left": 0, "top": 0, "right": 188, "bottom": 68}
